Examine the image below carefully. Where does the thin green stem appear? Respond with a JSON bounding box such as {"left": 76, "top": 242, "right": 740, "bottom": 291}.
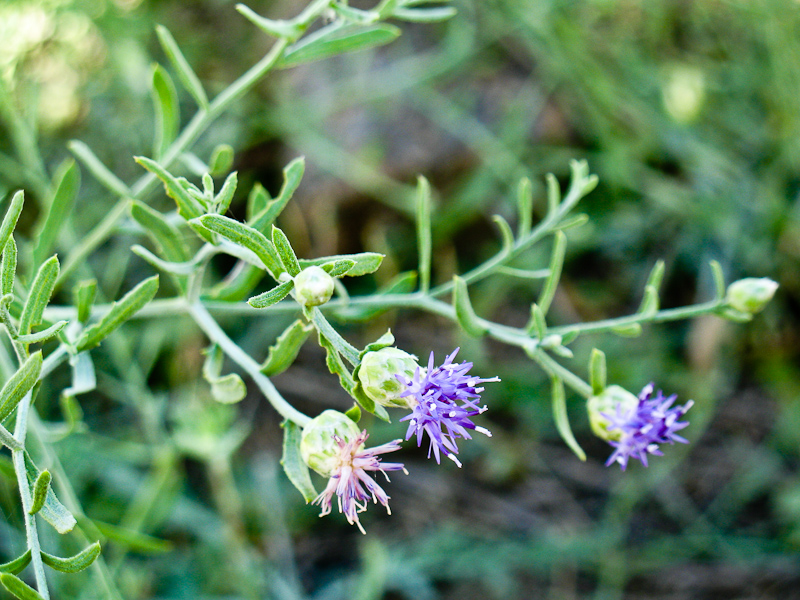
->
{"left": 309, "top": 307, "right": 361, "bottom": 365}
{"left": 187, "top": 300, "right": 311, "bottom": 427}
{"left": 529, "top": 349, "right": 593, "bottom": 398}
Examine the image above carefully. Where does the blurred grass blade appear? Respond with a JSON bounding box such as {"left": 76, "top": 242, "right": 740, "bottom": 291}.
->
{"left": 34, "top": 159, "right": 79, "bottom": 266}
{"left": 710, "top": 260, "right": 726, "bottom": 300}
{"left": 261, "top": 319, "right": 313, "bottom": 376}
{"left": 41, "top": 542, "right": 101, "bottom": 573}
{"left": 73, "top": 279, "right": 97, "bottom": 324}
{"left": 19, "top": 255, "right": 59, "bottom": 336}
{"left": 0, "top": 551, "right": 31, "bottom": 576}
{"left": 29, "top": 469, "right": 51, "bottom": 515}
{"left": 16, "top": 320, "right": 67, "bottom": 345}
{"left": 281, "top": 420, "right": 317, "bottom": 503}
{"left": 416, "top": 175, "right": 432, "bottom": 292}
{"left": 392, "top": 6, "right": 457, "bottom": 21}
{"left": 551, "top": 375, "right": 586, "bottom": 461}
{"left": 554, "top": 213, "right": 589, "bottom": 231}
{"left": 134, "top": 156, "right": 205, "bottom": 220}
{"left": 280, "top": 23, "right": 401, "bottom": 69}
{"left": 300, "top": 252, "right": 383, "bottom": 277}
{"left": 155, "top": 25, "right": 209, "bottom": 109}
{"left": 453, "top": 276, "right": 487, "bottom": 337}
{"left": 236, "top": 3, "right": 304, "bottom": 41}
{"left": 0, "top": 190, "right": 24, "bottom": 253}
{"left": 492, "top": 215, "right": 515, "bottom": 252}
{"left": 546, "top": 173, "right": 560, "bottom": 215}
{"left": 68, "top": 140, "right": 131, "bottom": 198}
{"left": 589, "top": 348, "right": 606, "bottom": 396}
{"left": 76, "top": 275, "right": 159, "bottom": 352}
{"left": 249, "top": 157, "right": 305, "bottom": 233}
{"left": 2, "top": 237, "right": 16, "bottom": 296}
{"left": 538, "top": 231, "right": 566, "bottom": 315}
{"left": 248, "top": 279, "right": 294, "bottom": 309}
{"left": 516, "top": 176, "right": 533, "bottom": 237}
{"left": 130, "top": 200, "right": 190, "bottom": 263}
{"left": 0, "top": 573, "right": 45, "bottom": 600}
{"left": 198, "top": 214, "right": 282, "bottom": 276}
{"left": 89, "top": 518, "right": 172, "bottom": 553}
{"left": 0, "top": 351, "right": 42, "bottom": 423}
{"left": 272, "top": 226, "right": 301, "bottom": 276}
{"left": 151, "top": 64, "right": 180, "bottom": 159}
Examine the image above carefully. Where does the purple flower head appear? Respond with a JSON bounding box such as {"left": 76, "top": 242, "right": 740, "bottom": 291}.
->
{"left": 398, "top": 348, "right": 500, "bottom": 468}
{"left": 604, "top": 383, "right": 694, "bottom": 470}
{"left": 312, "top": 430, "right": 406, "bottom": 534}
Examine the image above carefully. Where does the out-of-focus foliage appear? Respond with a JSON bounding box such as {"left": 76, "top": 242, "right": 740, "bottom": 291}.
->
{"left": 0, "top": 0, "right": 797, "bottom": 598}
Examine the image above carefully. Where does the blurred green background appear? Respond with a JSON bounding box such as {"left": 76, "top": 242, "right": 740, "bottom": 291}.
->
{"left": 1, "top": 0, "right": 798, "bottom": 598}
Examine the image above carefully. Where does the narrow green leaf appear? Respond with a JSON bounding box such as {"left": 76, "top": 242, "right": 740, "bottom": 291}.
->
{"left": 19, "top": 255, "right": 59, "bottom": 336}
{"left": 0, "top": 454, "right": 14, "bottom": 478}
{"left": 246, "top": 182, "right": 270, "bottom": 221}
{"left": 321, "top": 259, "right": 355, "bottom": 278}
{"left": 392, "top": 6, "right": 457, "bottom": 21}
{"left": 645, "top": 259, "right": 665, "bottom": 291}
{"left": 0, "top": 190, "right": 24, "bottom": 253}
{"left": 300, "top": 252, "right": 384, "bottom": 277}
{"left": 68, "top": 141, "right": 131, "bottom": 197}
{"left": 209, "top": 144, "right": 234, "bottom": 178}
{"left": 248, "top": 279, "right": 294, "bottom": 309}
{"left": 710, "top": 260, "right": 726, "bottom": 300}
{"left": 551, "top": 375, "right": 586, "bottom": 461}
{"left": 134, "top": 156, "right": 205, "bottom": 220}
{"left": 249, "top": 157, "right": 305, "bottom": 233}
{"left": 280, "top": 23, "right": 401, "bottom": 68}
{"left": 131, "top": 245, "right": 196, "bottom": 276}
{"left": 16, "top": 320, "right": 67, "bottom": 345}
{"left": 353, "top": 382, "right": 390, "bottom": 421}
{"left": 261, "top": 319, "right": 313, "bottom": 376}
{"left": 29, "top": 469, "right": 51, "bottom": 515}
{"left": 416, "top": 175, "right": 432, "bottom": 292}
{"left": 89, "top": 518, "right": 171, "bottom": 553}
{"left": 73, "top": 279, "right": 97, "bottom": 324}
{"left": 0, "top": 351, "right": 42, "bottom": 423}
{"left": 611, "top": 323, "right": 642, "bottom": 338}
{"left": 0, "top": 551, "right": 31, "bottom": 576}
{"left": 452, "top": 276, "right": 487, "bottom": 337}
{"left": 23, "top": 453, "right": 76, "bottom": 534}
{"left": 151, "top": 64, "right": 179, "bottom": 159}
{"left": 561, "top": 330, "right": 580, "bottom": 345}
{"left": 492, "top": 214, "right": 515, "bottom": 252}
{"left": 546, "top": 173, "right": 560, "bottom": 215}
{"left": 554, "top": 213, "right": 589, "bottom": 231}
{"left": 516, "top": 176, "right": 533, "bottom": 238}
{"left": 236, "top": 3, "right": 305, "bottom": 41}
{"left": 2, "top": 237, "right": 16, "bottom": 296}
{"left": 589, "top": 348, "right": 606, "bottom": 396}
{"left": 538, "top": 231, "right": 566, "bottom": 315}
{"left": 65, "top": 351, "right": 96, "bottom": 397}
{"left": 359, "top": 330, "right": 395, "bottom": 359}
{"left": 272, "top": 226, "right": 301, "bottom": 276}
{"left": 34, "top": 160, "right": 80, "bottom": 267}
{"left": 202, "top": 345, "right": 246, "bottom": 404}
{"left": 638, "top": 285, "right": 659, "bottom": 315}
{"left": 76, "top": 275, "right": 159, "bottom": 352}
{"left": 41, "top": 542, "right": 101, "bottom": 573}
{"left": 155, "top": 25, "right": 209, "bottom": 109}
{"left": 0, "top": 573, "right": 45, "bottom": 600}
{"left": 198, "top": 214, "right": 281, "bottom": 276}
{"left": 130, "top": 200, "right": 190, "bottom": 263}
{"left": 280, "top": 420, "right": 317, "bottom": 503}
{"left": 207, "top": 263, "right": 264, "bottom": 302}
{"left": 526, "top": 303, "right": 547, "bottom": 338}
{"left": 214, "top": 171, "right": 238, "bottom": 215}
{"left": 345, "top": 404, "right": 361, "bottom": 423}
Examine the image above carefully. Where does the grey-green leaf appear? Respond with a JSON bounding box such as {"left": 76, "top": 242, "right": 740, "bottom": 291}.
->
{"left": 516, "top": 176, "right": 533, "bottom": 238}
{"left": 0, "top": 351, "right": 42, "bottom": 423}
{"left": 41, "top": 542, "right": 101, "bottom": 573}
{"left": 23, "top": 453, "right": 76, "bottom": 534}
{"left": 271, "top": 226, "right": 301, "bottom": 276}
{"left": 198, "top": 214, "right": 282, "bottom": 276}
{"left": 151, "top": 63, "right": 180, "bottom": 159}
{"left": 551, "top": 375, "right": 586, "bottom": 461}
{"left": 1, "top": 237, "right": 16, "bottom": 297}
{"left": 249, "top": 157, "right": 305, "bottom": 233}
{"left": 130, "top": 199, "right": 190, "bottom": 264}
{"left": 299, "top": 252, "right": 384, "bottom": 277}
{"left": 589, "top": 348, "right": 606, "bottom": 396}
{"left": 33, "top": 159, "right": 80, "bottom": 267}
{"left": 538, "top": 231, "right": 566, "bottom": 315}
{"left": 19, "top": 255, "right": 59, "bottom": 336}
{"left": 155, "top": 25, "right": 209, "bottom": 109}
{"left": 0, "top": 190, "right": 24, "bottom": 254}
{"left": 248, "top": 279, "right": 294, "bottom": 309}
{"left": 280, "top": 23, "right": 401, "bottom": 68}
{"left": 281, "top": 420, "right": 317, "bottom": 503}
{"left": 416, "top": 175, "right": 432, "bottom": 292}
{"left": 214, "top": 171, "right": 238, "bottom": 215}
{"left": 261, "top": 319, "right": 313, "bottom": 376}
{"left": 452, "top": 276, "right": 487, "bottom": 337}
{"left": 76, "top": 275, "right": 159, "bottom": 352}
{"left": 0, "top": 573, "right": 45, "bottom": 600}
{"left": 73, "top": 279, "right": 97, "bottom": 324}
{"left": 134, "top": 156, "right": 205, "bottom": 220}
{"left": 392, "top": 6, "right": 457, "bottom": 22}
{"left": 90, "top": 518, "right": 172, "bottom": 553}
{"left": 68, "top": 140, "right": 131, "bottom": 198}
{"left": 321, "top": 259, "right": 355, "bottom": 278}
{"left": 209, "top": 144, "right": 234, "bottom": 177}
{"left": 0, "top": 551, "right": 31, "bottom": 576}
{"left": 16, "top": 320, "right": 67, "bottom": 345}
{"left": 29, "top": 469, "right": 51, "bottom": 515}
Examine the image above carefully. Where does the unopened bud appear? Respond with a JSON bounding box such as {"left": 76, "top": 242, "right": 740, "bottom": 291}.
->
{"left": 587, "top": 385, "right": 638, "bottom": 442}
{"left": 294, "top": 266, "right": 335, "bottom": 307}
{"left": 726, "top": 278, "right": 778, "bottom": 315}
{"left": 300, "top": 410, "right": 361, "bottom": 477}
{"left": 358, "top": 348, "right": 419, "bottom": 408}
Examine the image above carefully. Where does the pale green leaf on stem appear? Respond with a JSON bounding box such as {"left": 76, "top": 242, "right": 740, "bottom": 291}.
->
{"left": 0, "top": 351, "right": 42, "bottom": 423}
{"left": 416, "top": 175, "right": 432, "bottom": 292}
{"left": 248, "top": 157, "right": 305, "bottom": 233}
{"left": 23, "top": 453, "right": 76, "bottom": 534}
{"left": 73, "top": 279, "right": 97, "bottom": 324}
{"left": 589, "top": 348, "right": 606, "bottom": 396}
{"left": 214, "top": 171, "right": 238, "bottom": 215}
{"left": 246, "top": 182, "right": 270, "bottom": 220}
{"left": 0, "top": 190, "right": 24, "bottom": 253}
{"left": 272, "top": 225, "right": 301, "bottom": 276}
{"left": 134, "top": 156, "right": 205, "bottom": 220}
{"left": 453, "top": 276, "right": 488, "bottom": 337}
{"left": 261, "top": 319, "right": 313, "bottom": 376}
{"left": 2, "top": 237, "right": 16, "bottom": 296}
{"left": 199, "top": 214, "right": 282, "bottom": 276}
{"left": 492, "top": 214, "right": 515, "bottom": 252}
{"left": 546, "top": 173, "right": 560, "bottom": 215}
{"left": 300, "top": 252, "right": 384, "bottom": 277}
{"left": 68, "top": 140, "right": 131, "bottom": 198}
{"left": 19, "top": 255, "right": 59, "bottom": 336}
{"left": 41, "top": 542, "right": 101, "bottom": 573}
{"left": 75, "top": 275, "right": 159, "bottom": 352}
{"left": 537, "top": 231, "right": 566, "bottom": 316}
{"left": 280, "top": 22, "right": 401, "bottom": 69}
{"left": 554, "top": 213, "right": 589, "bottom": 231}
{"left": 202, "top": 344, "right": 247, "bottom": 404}
{"left": 89, "top": 518, "right": 172, "bottom": 553}
{"left": 392, "top": 6, "right": 457, "bottom": 21}
{"left": 0, "top": 572, "right": 45, "bottom": 600}
{"left": 130, "top": 201, "right": 190, "bottom": 265}
{"left": 0, "top": 551, "right": 31, "bottom": 576}
{"left": 16, "top": 320, "right": 67, "bottom": 345}
{"left": 281, "top": 420, "right": 317, "bottom": 503}
{"left": 29, "top": 469, "right": 51, "bottom": 515}
{"left": 150, "top": 64, "right": 180, "bottom": 160}
{"left": 551, "top": 375, "right": 586, "bottom": 461}
{"left": 33, "top": 159, "right": 79, "bottom": 267}
{"left": 516, "top": 176, "right": 533, "bottom": 238}
{"left": 155, "top": 25, "right": 209, "bottom": 109}
{"left": 611, "top": 322, "right": 642, "bottom": 338}
{"left": 321, "top": 259, "right": 355, "bottom": 278}
{"left": 248, "top": 279, "right": 294, "bottom": 309}
{"left": 207, "top": 263, "right": 263, "bottom": 302}
{"left": 209, "top": 144, "right": 234, "bottom": 177}
{"left": 710, "top": 260, "right": 726, "bottom": 300}
{"left": 236, "top": 3, "right": 306, "bottom": 41}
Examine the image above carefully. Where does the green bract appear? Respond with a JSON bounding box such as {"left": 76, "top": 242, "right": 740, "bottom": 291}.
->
{"left": 726, "top": 278, "right": 779, "bottom": 315}
{"left": 586, "top": 385, "right": 638, "bottom": 442}
{"left": 300, "top": 410, "right": 361, "bottom": 477}
{"left": 357, "top": 347, "right": 419, "bottom": 408}
{"left": 293, "top": 265, "right": 335, "bottom": 307}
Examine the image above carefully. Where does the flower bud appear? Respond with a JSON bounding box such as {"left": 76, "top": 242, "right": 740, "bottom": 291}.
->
{"left": 587, "top": 385, "right": 638, "bottom": 442}
{"left": 725, "top": 278, "right": 778, "bottom": 315}
{"left": 358, "top": 348, "right": 419, "bottom": 408}
{"left": 294, "top": 266, "right": 335, "bottom": 307}
{"left": 300, "top": 410, "right": 361, "bottom": 476}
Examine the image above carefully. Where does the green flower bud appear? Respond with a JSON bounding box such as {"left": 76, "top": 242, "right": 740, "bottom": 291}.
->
{"left": 725, "top": 278, "right": 778, "bottom": 315}
{"left": 294, "top": 266, "right": 335, "bottom": 307}
{"left": 300, "top": 410, "right": 361, "bottom": 477}
{"left": 587, "top": 385, "right": 638, "bottom": 442}
{"left": 358, "top": 347, "right": 419, "bottom": 408}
